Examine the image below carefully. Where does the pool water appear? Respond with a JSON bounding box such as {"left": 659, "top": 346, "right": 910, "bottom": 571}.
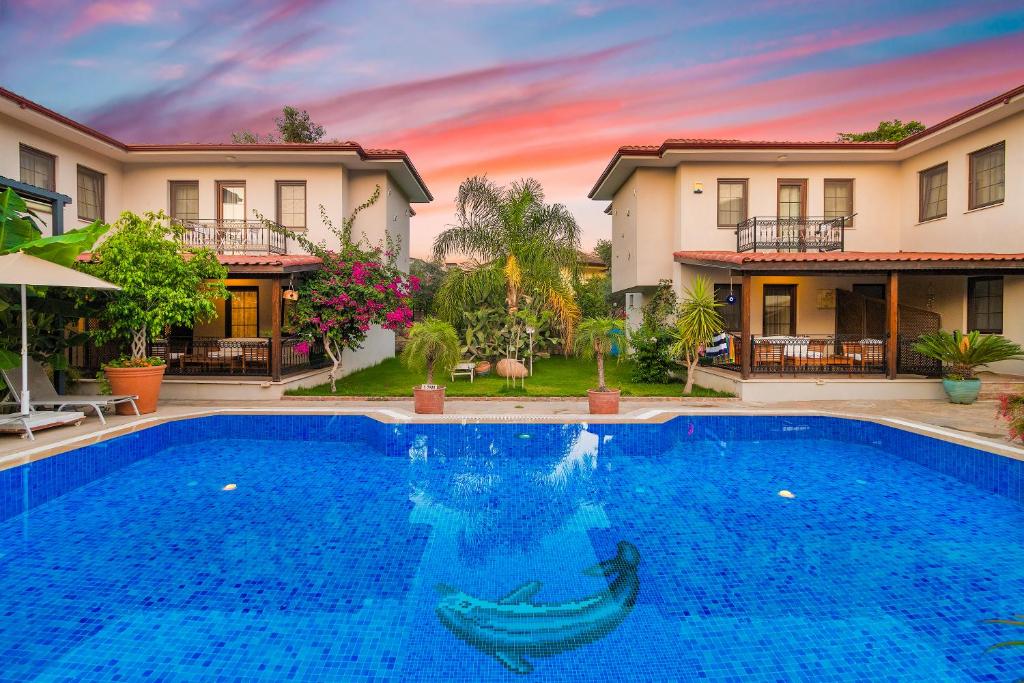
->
{"left": 0, "top": 416, "right": 1022, "bottom": 681}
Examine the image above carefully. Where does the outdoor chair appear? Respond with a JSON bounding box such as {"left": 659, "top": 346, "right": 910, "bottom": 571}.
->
{"left": 451, "top": 361, "right": 475, "bottom": 383}
{"left": 1, "top": 360, "right": 139, "bottom": 425}
{"left": 752, "top": 342, "right": 783, "bottom": 368}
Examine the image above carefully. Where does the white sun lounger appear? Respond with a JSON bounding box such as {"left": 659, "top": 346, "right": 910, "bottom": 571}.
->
{"left": 0, "top": 410, "right": 86, "bottom": 441}
{"left": 1, "top": 360, "right": 139, "bottom": 424}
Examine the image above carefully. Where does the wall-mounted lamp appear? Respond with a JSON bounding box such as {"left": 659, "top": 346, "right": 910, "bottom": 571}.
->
{"left": 693, "top": 182, "right": 704, "bottom": 194}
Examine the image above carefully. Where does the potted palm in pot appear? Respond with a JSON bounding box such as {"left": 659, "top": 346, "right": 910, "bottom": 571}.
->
{"left": 576, "top": 317, "right": 627, "bottom": 414}
{"left": 913, "top": 330, "right": 1024, "bottom": 404}
{"left": 77, "top": 211, "right": 228, "bottom": 414}
{"left": 402, "top": 318, "right": 461, "bottom": 414}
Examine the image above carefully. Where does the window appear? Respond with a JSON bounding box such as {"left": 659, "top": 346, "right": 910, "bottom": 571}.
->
{"left": 763, "top": 285, "right": 796, "bottom": 336}
{"left": 76, "top": 166, "right": 104, "bottom": 221}
{"left": 717, "top": 179, "right": 747, "bottom": 227}
{"left": 969, "top": 142, "right": 1005, "bottom": 210}
{"left": 169, "top": 181, "right": 199, "bottom": 221}
{"left": 276, "top": 181, "right": 306, "bottom": 229}
{"left": 823, "top": 179, "right": 853, "bottom": 226}
{"left": 19, "top": 145, "right": 55, "bottom": 191}
{"left": 919, "top": 163, "right": 947, "bottom": 221}
{"left": 217, "top": 181, "right": 246, "bottom": 221}
{"left": 226, "top": 287, "right": 259, "bottom": 337}
{"left": 777, "top": 180, "right": 805, "bottom": 219}
{"left": 968, "top": 277, "right": 1003, "bottom": 334}
{"left": 714, "top": 283, "right": 742, "bottom": 331}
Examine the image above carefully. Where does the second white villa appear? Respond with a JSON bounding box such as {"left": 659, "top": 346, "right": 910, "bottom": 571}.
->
{"left": 0, "top": 87, "right": 432, "bottom": 399}
{"left": 590, "top": 84, "right": 1024, "bottom": 401}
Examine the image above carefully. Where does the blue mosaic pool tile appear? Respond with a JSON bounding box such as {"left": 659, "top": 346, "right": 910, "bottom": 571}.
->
{"left": 0, "top": 415, "right": 1022, "bottom": 681}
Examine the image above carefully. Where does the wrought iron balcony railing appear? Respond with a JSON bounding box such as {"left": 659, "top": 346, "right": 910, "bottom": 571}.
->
{"left": 176, "top": 219, "right": 288, "bottom": 255}
{"left": 735, "top": 215, "right": 849, "bottom": 253}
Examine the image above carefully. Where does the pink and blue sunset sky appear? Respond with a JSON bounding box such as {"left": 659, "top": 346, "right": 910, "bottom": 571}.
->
{"left": 3, "top": 0, "right": 1024, "bottom": 256}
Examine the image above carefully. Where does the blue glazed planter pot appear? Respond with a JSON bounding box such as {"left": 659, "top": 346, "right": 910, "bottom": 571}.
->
{"left": 942, "top": 378, "right": 981, "bottom": 404}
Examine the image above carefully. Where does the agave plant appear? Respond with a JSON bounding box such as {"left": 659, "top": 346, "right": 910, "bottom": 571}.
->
{"left": 912, "top": 330, "right": 1024, "bottom": 380}
{"left": 401, "top": 318, "right": 461, "bottom": 387}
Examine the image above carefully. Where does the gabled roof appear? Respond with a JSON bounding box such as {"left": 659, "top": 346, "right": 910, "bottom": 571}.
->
{"left": 0, "top": 87, "right": 432, "bottom": 202}
{"left": 590, "top": 83, "right": 1024, "bottom": 200}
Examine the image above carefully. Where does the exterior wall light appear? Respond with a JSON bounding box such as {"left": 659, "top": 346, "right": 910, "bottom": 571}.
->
{"left": 693, "top": 182, "right": 704, "bottom": 194}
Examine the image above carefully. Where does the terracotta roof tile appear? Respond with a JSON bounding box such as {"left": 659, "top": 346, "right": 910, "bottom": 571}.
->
{"left": 214, "top": 254, "right": 322, "bottom": 267}
{"left": 673, "top": 250, "right": 1024, "bottom": 265}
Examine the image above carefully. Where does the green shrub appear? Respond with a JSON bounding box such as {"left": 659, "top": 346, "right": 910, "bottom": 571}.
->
{"left": 629, "top": 324, "right": 673, "bottom": 383}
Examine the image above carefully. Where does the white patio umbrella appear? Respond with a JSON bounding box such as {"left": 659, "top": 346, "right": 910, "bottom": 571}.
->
{"left": 0, "top": 252, "right": 119, "bottom": 415}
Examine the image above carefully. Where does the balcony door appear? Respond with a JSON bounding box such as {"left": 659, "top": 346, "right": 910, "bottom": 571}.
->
{"left": 777, "top": 179, "right": 806, "bottom": 219}
{"left": 217, "top": 181, "right": 246, "bottom": 221}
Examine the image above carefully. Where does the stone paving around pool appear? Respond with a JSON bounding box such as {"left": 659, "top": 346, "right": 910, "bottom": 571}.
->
{"left": 0, "top": 397, "right": 1018, "bottom": 464}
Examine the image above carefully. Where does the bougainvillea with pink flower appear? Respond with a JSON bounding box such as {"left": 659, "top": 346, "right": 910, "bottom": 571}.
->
{"left": 258, "top": 186, "right": 418, "bottom": 391}
{"left": 997, "top": 393, "right": 1024, "bottom": 442}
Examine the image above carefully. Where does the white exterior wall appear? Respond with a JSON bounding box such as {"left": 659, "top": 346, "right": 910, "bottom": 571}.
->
{"left": 0, "top": 112, "right": 124, "bottom": 234}
{"left": 899, "top": 114, "right": 1023, "bottom": 252}
{"left": 120, "top": 162, "right": 348, "bottom": 249}
{"left": 674, "top": 161, "right": 901, "bottom": 252}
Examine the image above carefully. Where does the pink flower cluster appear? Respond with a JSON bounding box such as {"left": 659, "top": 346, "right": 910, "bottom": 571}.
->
{"left": 290, "top": 247, "right": 417, "bottom": 350}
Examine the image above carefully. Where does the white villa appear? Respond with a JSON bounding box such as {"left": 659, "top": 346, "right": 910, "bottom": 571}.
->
{"left": 0, "top": 87, "right": 432, "bottom": 399}
{"left": 590, "top": 84, "right": 1024, "bottom": 401}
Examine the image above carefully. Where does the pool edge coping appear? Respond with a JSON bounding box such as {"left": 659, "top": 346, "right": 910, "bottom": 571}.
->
{"left": 1, "top": 406, "right": 1021, "bottom": 472}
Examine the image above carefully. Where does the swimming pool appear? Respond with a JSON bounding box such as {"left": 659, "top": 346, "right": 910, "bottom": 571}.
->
{"left": 0, "top": 415, "right": 1021, "bottom": 681}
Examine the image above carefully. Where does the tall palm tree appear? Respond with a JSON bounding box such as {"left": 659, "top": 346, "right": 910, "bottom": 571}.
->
{"left": 432, "top": 177, "right": 582, "bottom": 345}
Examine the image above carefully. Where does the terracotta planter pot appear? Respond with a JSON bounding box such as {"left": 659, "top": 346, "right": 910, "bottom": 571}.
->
{"left": 474, "top": 361, "right": 492, "bottom": 376}
{"left": 587, "top": 388, "right": 621, "bottom": 415}
{"left": 413, "top": 385, "right": 445, "bottom": 414}
{"left": 104, "top": 364, "right": 166, "bottom": 414}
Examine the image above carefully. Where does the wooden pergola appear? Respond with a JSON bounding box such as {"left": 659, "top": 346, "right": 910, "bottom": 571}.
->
{"left": 674, "top": 251, "right": 1024, "bottom": 380}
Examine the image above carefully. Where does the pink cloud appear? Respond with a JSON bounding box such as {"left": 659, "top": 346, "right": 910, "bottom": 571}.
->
{"left": 63, "top": 0, "right": 157, "bottom": 39}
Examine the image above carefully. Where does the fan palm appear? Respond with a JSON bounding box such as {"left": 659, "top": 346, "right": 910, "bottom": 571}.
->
{"left": 912, "top": 330, "right": 1023, "bottom": 380}
{"left": 401, "top": 318, "right": 461, "bottom": 387}
{"left": 575, "top": 317, "right": 626, "bottom": 391}
{"left": 432, "top": 177, "right": 582, "bottom": 345}
{"left": 670, "top": 276, "right": 723, "bottom": 395}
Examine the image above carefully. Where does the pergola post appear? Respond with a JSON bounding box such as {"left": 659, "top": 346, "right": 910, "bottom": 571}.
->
{"left": 740, "top": 273, "right": 752, "bottom": 379}
{"left": 886, "top": 271, "right": 899, "bottom": 380}
{"left": 270, "top": 276, "right": 283, "bottom": 382}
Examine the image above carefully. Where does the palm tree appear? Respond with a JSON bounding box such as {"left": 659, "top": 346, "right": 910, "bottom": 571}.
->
{"left": 575, "top": 317, "right": 625, "bottom": 391}
{"left": 401, "top": 318, "right": 461, "bottom": 387}
{"left": 670, "top": 276, "right": 723, "bottom": 395}
{"left": 432, "top": 177, "right": 582, "bottom": 345}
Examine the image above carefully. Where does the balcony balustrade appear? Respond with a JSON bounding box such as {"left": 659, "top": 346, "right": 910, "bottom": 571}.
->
{"left": 735, "top": 216, "right": 848, "bottom": 253}
{"left": 176, "top": 219, "right": 288, "bottom": 255}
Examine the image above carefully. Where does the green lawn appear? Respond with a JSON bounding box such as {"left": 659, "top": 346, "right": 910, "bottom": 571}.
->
{"left": 286, "top": 355, "right": 732, "bottom": 397}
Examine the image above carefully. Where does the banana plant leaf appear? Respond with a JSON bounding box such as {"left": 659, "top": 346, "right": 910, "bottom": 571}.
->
{"left": 11, "top": 219, "right": 110, "bottom": 267}
{"left": 0, "top": 188, "right": 42, "bottom": 251}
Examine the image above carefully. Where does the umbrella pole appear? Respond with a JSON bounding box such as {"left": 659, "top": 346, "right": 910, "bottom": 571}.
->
{"left": 20, "top": 284, "right": 29, "bottom": 416}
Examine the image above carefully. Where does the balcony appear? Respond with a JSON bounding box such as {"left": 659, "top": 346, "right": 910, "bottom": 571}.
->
{"left": 736, "top": 216, "right": 848, "bottom": 253}
{"left": 177, "top": 219, "right": 288, "bottom": 255}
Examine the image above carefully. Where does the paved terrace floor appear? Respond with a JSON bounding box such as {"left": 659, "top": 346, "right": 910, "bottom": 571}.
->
{"left": 0, "top": 397, "right": 1016, "bottom": 463}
